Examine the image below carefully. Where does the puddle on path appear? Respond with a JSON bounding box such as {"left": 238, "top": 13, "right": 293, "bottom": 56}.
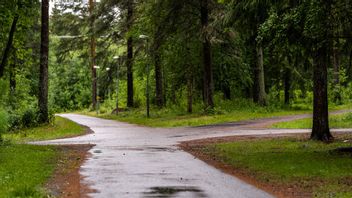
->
{"left": 144, "top": 186, "right": 207, "bottom": 197}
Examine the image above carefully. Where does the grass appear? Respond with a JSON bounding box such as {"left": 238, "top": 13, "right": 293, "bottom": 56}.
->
{"left": 0, "top": 143, "right": 57, "bottom": 197}
{"left": 80, "top": 99, "right": 313, "bottom": 127}
{"left": 204, "top": 135, "right": 352, "bottom": 197}
{"left": 0, "top": 116, "right": 86, "bottom": 197}
{"left": 272, "top": 112, "right": 352, "bottom": 129}
{"left": 4, "top": 116, "right": 86, "bottom": 143}
{"left": 79, "top": 98, "right": 352, "bottom": 128}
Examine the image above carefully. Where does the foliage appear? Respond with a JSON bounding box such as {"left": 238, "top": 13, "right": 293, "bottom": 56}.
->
{"left": 0, "top": 109, "right": 9, "bottom": 142}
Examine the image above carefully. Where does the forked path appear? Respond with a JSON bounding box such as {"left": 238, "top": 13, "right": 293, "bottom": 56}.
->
{"left": 36, "top": 113, "right": 352, "bottom": 198}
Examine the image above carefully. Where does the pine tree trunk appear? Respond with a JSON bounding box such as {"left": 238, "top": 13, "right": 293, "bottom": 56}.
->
{"left": 9, "top": 52, "right": 16, "bottom": 96}
{"left": 187, "top": 65, "right": 194, "bottom": 113}
{"left": 256, "top": 45, "right": 267, "bottom": 106}
{"left": 333, "top": 39, "right": 341, "bottom": 103}
{"left": 154, "top": 36, "right": 164, "bottom": 108}
{"left": 38, "top": 0, "right": 49, "bottom": 123}
{"left": 0, "top": 14, "right": 19, "bottom": 78}
{"left": 284, "top": 67, "right": 291, "bottom": 105}
{"left": 200, "top": 0, "right": 214, "bottom": 109}
{"left": 127, "top": 0, "right": 134, "bottom": 108}
{"left": 311, "top": 46, "right": 332, "bottom": 141}
{"left": 89, "top": 0, "right": 97, "bottom": 110}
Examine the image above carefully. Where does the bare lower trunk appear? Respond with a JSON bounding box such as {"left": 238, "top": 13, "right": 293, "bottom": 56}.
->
{"left": 333, "top": 39, "right": 341, "bottom": 103}
{"left": 284, "top": 67, "right": 291, "bottom": 105}
{"left": 154, "top": 38, "right": 164, "bottom": 108}
{"left": 89, "top": 0, "right": 97, "bottom": 110}
{"left": 200, "top": 0, "right": 214, "bottom": 109}
{"left": 38, "top": 0, "right": 49, "bottom": 123}
{"left": 9, "top": 53, "right": 16, "bottom": 96}
{"left": 311, "top": 46, "right": 332, "bottom": 141}
{"left": 187, "top": 65, "right": 194, "bottom": 113}
{"left": 127, "top": 0, "right": 134, "bottom": 108}
{"left": 256, "top": 45, "right": 267, "bottom": 106}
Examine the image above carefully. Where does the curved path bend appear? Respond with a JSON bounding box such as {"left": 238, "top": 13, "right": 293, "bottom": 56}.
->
{"left": 36, "top": 113, "right": 352, "bottom": 198}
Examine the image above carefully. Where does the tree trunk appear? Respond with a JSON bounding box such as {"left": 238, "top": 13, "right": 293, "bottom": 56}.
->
{"left": 9, "top": 52, "right": 16, "bottom": 96}
{"left": 200, "top": 0, "right": 214, "bottom": 109}
{"left": 311, "top": 46, "right": 333, "bottom": 141}
{"left": 89, "top": 0, "right": 97, "bottom": 110}
{"left": 333, "top": 39, "right": 341, "bottom": 103}
{"left": 38, "top": 0, "right": 49, "bottom": 123}
{"left": 154, "top": 36, "right": 164, "bottom": 108}
{"left": 222, "top": 83, "right": 231, "bottom": 100}
{"left": 284, "top": 67, "right": 291, "bottom": 105}
{"left": 256, "top": 45, "right": 267, "bottom": 106}
{"left": 126, "top": 0, "right": 134, "bottom": 108}
{"left": 0, "top": 14, "right": 19, "bottom": 78}
{"left": 187, "top": 62, "right": 194, "bottom": 113}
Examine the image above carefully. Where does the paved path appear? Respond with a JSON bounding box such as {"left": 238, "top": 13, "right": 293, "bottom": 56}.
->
{"left": 36, "top": 113, "right": 352, "bottom": 198}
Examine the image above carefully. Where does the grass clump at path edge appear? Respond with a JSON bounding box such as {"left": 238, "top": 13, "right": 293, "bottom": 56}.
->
{"left": 202, "top": 135, "right": 352, "bottom": 197}
{"left": 4, "top": 116, "right": 86, "bottom": 143}
{"left": 0, "top": 116, "right": 87, "bottom": 197}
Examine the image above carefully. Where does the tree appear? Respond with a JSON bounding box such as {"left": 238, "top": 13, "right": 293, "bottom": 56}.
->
{"left": 126, "top": 0, "right": 134, "bottom": 108}
{"left": 38, "top": 0, "right": 49, "bottom": 123}
{"left": 308, "top": 0, "right": 333, "bottom": 141}
{"left": 224, "top": 0, "right": 271, "bottom": 106}
{"left": 200, "top": 0, "right": 215, "bottom": 109}
{"left": 89, "top": 0, "right": 97, "bottom": 110}
{"left": 0, "top": 1, "right": 20, "bottom": 78}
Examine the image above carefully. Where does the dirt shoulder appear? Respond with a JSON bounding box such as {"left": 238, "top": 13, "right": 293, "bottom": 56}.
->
{"left": 45, "top": 125, "right": 96, "bottom": 198}
{"left": 179, "top": 133, "right": 316, "bottom": 198}
{"left": 46, "top": 144, "right": 95, "bottom": 198}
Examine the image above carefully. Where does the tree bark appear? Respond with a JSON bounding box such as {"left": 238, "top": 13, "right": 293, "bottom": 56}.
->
{"left": 332, "top": 39, "right": 341, "bottom": 103}
{"left": 0, "top": 14, "right": 19, "bottom": 78}
{"left": 89, "top": 0, "right": 97, "bottom": 110}
{"left": 200, "top": 0, "right": 214, "bottom": 109}
{"left": 38, "top": 0, "right": 49, "bottom": 123}
{"left": 187, "top": 75, "right": 194, "bottom": 113}
{"left": 9, "top": 52, "right": 16, "bottom": 96}
{"left": 256, "top": 45, "right": 267, "bottom": 106}
{"left": 126, "top": 0, "right": 134, "bottom": 108}
{"left": 311, "top": 45, "right": 333, "bottom": 141}
{"left": 154, "top": 35, "right": 164, "bottom": 108}
{"left": 284, "top": 67, "right": 291, "bottom": 105}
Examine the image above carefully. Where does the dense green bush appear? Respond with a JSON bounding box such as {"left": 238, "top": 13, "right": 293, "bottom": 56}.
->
{"left": 0, "top": 109, "right": 9, "bottom": 142}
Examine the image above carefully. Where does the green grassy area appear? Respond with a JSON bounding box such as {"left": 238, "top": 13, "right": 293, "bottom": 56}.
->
{"left": 0, "top": 116, "right": 86, "bottom": 197}
{"left": 79, "top": 98, "right": 352, "bottom": 128}
{"left": 204, "top": 136, "right": 352, "bottom": 197}
{"left": 4, "top": 116, "right": 86, "bottom": 143}
{"left": 96, "top": 109, "right": 308, "bottom": 128}
{"left": 81, "top": 99, "right": 313, "bottom": 127}
{"left": 272, "top": 112, "right": 352, "bottom": 129}
{"left": 0, "top": 143, "right": 57, "bottom": 197}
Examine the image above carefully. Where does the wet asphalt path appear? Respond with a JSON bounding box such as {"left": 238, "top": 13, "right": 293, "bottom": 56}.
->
{"left": 36, "top": 113, "right": 352, "bottom": 198}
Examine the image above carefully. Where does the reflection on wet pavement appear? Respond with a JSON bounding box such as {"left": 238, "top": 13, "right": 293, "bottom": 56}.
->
{"left": 144, "top": 186, "right": 207, "bottom": 198}
{"left": 37, "top": 114, "right": 331, "bottom": 198}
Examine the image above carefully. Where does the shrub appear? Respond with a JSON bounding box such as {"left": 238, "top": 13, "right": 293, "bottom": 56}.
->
{"left": 21, "top": 108, "right": 38, "bottom": 128}
{"left": 0, "top": 110, "right": 9, "bottom": 142}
